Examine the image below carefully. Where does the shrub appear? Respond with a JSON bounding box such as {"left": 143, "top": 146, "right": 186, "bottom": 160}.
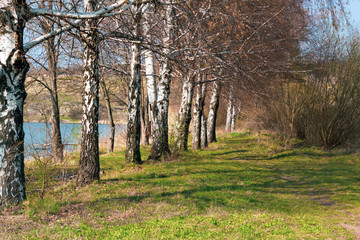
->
{"left": 252, "top": 40, "right": 360, "bottom": 148}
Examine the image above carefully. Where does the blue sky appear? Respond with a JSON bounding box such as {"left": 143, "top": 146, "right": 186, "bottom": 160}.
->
{"left": 347, "top": 0, "right": 360, "bottom": 28}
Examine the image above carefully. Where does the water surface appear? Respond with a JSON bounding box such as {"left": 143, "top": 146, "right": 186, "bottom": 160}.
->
{"left": 24, "top": 122, "right": 125, "bottom": 158}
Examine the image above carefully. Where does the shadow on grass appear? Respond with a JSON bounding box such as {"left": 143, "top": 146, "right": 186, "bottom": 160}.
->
{"left": 209, "top": 150, "right": 248, "bottom": 157}
{"left": 229, "top": 150, "right": 353, "bottom": 161}
{"left": 66, "top": 133, "right": 360, "bottom": 218}
{"left": 95, "top": 156, "right": 360, "bottom": 214}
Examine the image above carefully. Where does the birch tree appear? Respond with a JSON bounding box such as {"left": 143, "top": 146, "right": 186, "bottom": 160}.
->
{"left": 145, "top": 1, "right": 175, "bottom": 160}
{"left": 201, "top": 112, "right": 208, "bottom": 148}
{"left": 0, "top": 0, "right": 29, "bottom": 205}
{"left": 192, "top": 82, "right": 207, "bottom": 150}
{"left": 174, "top": 71, "right": 196, "bottom": 150}
{"left": 207, "top": 80, "right": 221, "bottom": 143}
{"left": 126, "top": 4, "right": 142, "bottom": 164}
{"left": 225, "top": 98, "right": 238, "bottom": 133}
{"left": 31, "top": 0, "right": 136, "bottom": 183}
{"left": 143, "top": 8, "right": 157, "bottom": 148}
{"left": 173, "top": 0, "right": 213, "bottom": 151}
{"left": 76, "top": 0, "right": 101, "bottom": 185}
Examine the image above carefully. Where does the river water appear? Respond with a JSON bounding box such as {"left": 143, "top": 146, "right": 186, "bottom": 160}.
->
{"left": 24, "top": 122, "right": 125, "bottom": 158}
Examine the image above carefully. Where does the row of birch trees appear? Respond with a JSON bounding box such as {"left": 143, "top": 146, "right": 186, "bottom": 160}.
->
{"left": 0, "top": 0, "right": 344, "bottom": 205}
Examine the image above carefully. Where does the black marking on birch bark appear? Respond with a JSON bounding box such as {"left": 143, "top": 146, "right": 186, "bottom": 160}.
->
{"left": 207, "top": 81, "right": 220, "bottom": 143}
{"left": 0, "top": 57, "right": 28, "bottom": 205}
{"left": 0, "top": 0, "right": 29, "bottom": 206}
{"left": 77, "top": 0, "right": 100, "bottom": 185}
{"left": 175, "top": 75, "right": 195, "bottom": 151}
{"left": 126, "top": 6, "right": 142, "bottom": 164}
{"left": 192, "top": 81, "right": 207, "bottom": 150}
{"left": 147, "top": 2, "right": 174, "bottom": 160}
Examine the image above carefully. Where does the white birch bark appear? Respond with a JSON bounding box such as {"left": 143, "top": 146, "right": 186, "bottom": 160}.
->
{"left": 143, "top": 32, "right": 157, "bottom": 148}
{"left": 174, "top": 74, "right": 195, "bottom": 151}
{"left": 145, "top": 2, "right": 174, "bottom": 159}
{"left": 225, "top": 98, "right": 233, "bottom": 132}
{"left": 77, "top": 0, "right": 100, "bottom": 185}
{"left": 193, "top": 81, "right": 207, "bottom": 149}
{"left": 192, "top": 80, "right": 207, "bottom": 149}
{"left": 207, "top": 81, "right": 221, "bottom": 143}
{"left": 0, "top": 0, "right": 29, "bottom": 205}
{"left": 126, "top": 6, "right": 142, "bottom": 164}
{"left": 143, "top": 8, "right": 157, "bottom": 123}
{"left": 200, "top": 83, "right": 207, "bottom": 148}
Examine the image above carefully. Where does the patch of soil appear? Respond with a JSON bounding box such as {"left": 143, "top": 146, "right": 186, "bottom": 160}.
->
{"left": 122, "top": 166, "right": 143, "bottom": 173}
{"left": 0, "top": 208, "right": 39, "bottom": 239}
{"left": 342, "top": 224, "right": 360, "bottom": 239}
{"left": 44, "top": 203, "right": 87, "bottom": 223}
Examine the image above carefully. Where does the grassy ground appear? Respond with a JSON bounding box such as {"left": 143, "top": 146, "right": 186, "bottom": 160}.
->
{"left": 2, "top": 133, "right": 360, "bottom": 239}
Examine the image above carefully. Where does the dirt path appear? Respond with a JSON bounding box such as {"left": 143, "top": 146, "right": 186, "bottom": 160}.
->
{"left": 342, "top": 224, "right": 360, "bottom": 239}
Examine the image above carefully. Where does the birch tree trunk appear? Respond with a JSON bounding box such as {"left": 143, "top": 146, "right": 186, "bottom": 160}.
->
{"left": 201, "top": 114, "right": 208, "bottom": 148}
{"left": 0, "top": 0, "right": 29, "bottom": 205}
{"left": 145, "top": 2, "right": 174, "bottom": 160}
{"left": 143, "top": 10, "right": 157, "bottom": 148}
{"left": 225, "top": 98, "right": 233, "bottom": 132}
{"left": 200, "top": 83, "right": 208, "bottom": 148}
{"left": 126, "top": 7, "right": 142, "bottom": 164}
{"left": 100, "top": 80, "right": 115, "bottom": 152}
{"left": 174, "top": 74, "right": 195, "bottom": 151}
{"left": 207, "top": 81, "right": 221, "bottom": 143}
{"left": 143, "top": 8, "right": 157, "bottom": 129}
{"left": 77, "top": 0, "right": 100, "bottom": 185}
{"left": 192, "top": 81, "right": 207, "bottom": 150}
{"left": 192, "top": 85, "right": 202, "bottom": 150}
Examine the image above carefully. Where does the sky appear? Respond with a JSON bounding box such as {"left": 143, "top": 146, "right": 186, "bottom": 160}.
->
{"left": 347, "top": 0, "right": 360, "bottom": 29}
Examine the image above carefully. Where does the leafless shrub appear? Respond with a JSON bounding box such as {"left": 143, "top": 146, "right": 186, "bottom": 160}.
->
{"left": 252, "top": 37, "right": 360, "bottom": 148}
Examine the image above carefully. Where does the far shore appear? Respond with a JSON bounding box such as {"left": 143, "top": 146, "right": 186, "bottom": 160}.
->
{"left": 23, "top": 119, "right": 127, "bottom": 125}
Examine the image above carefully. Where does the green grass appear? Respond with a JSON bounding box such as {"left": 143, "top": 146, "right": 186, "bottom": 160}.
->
{"left": 5, "top": 133, "right": 360, "bottom": 239}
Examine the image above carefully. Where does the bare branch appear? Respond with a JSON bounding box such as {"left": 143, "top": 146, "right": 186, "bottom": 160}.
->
{"left": 29, "top": 0, "right": 131, "bottom": 19}
{"left": 24, "top": 19, "right": 82, "bottom": 52}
